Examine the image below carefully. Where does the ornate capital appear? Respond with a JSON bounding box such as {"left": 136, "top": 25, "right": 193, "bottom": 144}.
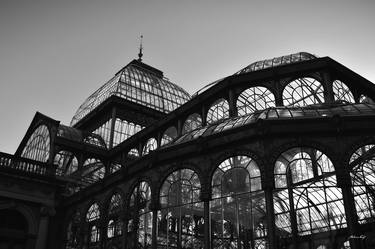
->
{"left": 40, "top": 205, "right": 56, "bottom": 217}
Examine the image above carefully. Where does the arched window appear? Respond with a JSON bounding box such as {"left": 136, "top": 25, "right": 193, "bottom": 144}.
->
{"left": 158, "top": 169, "right": 203, "bottom": 248}
{"left": 182, "top": 113, "right": 202, "bottom": 134}
{"left": 143, "top": 138, "right": 157, "bottom": 155}
{"left": 83, "top": 158, "right": 105, "bottom": 184}
{"left": 283, "top": 77, "right": 324, "bottom": 107}
{"left": 86, "top": 203, "right": 101, "bottom": 245}
{"left": 237, "top": 86, "right": 275, "bottom": 115}
{"left": 107, "top": 193, "right": 124, "bottom": 239}
{"left": 341, "top": 240, "right": 351, "bottom": 249}
{"left": 83, "top": 134, "right": 106, "bottom": 148}
{"left": 128, "top": 181, "right": 152, "bottom": 248}
{"left": 54, "top": 151, "right": 78, "bottom": 176}
{"left": 0, "top": 209, "right": 29, "bottom": 249}
{"left": 21, "top": 124, "right": 50, "bottom": 162}
{"left": 161, "top": 126, "right": 177, "bottom": 146}
{"left": 109, "top": 162, "right": 122, "bottom": 174}
{"left": 128, "top": 148, "right": 140, "bottom": 158}
{"left": 86, "top": 203, "right": 100, "bottom": 222}
{"left": 274, "top": 147, "right": 346, "bottom": 239}
{"left": 90, "top": 226, "right": 100, "bottom": 243}
{"left": 349, "top": 144, "right": 375, "bottom": 224}
{"left": 207, "top": 98, "right": 230, "bottom": 124}
{"left": 333, "top": 80, "right": 355, "bottom": 103}
{"left": 211, "top": 155, "right": 266, "bottom": 249}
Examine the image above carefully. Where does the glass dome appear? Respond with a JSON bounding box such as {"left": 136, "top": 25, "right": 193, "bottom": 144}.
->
{"left": 235, "top": 52, "right": 317, "bottom": 75}
{"left": 71, "top": 60, "right": 191, "bottom": 126}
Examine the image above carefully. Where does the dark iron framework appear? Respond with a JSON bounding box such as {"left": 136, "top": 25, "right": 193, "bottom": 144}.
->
{"left": 2, "top": 52, "right": 375, "bottom": 249}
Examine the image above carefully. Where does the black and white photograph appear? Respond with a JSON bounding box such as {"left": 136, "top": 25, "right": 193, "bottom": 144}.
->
{"left": 0, "top": 1, "right": 374, "bottom": 249}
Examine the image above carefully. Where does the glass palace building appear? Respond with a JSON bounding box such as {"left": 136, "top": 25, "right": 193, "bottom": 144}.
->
{"left": 1, "top": 52, "right": 375, "bottom": 249}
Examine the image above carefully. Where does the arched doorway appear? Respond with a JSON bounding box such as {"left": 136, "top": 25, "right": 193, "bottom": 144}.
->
{"left": 0, "top": 209, "right": 29, "bottom": 249}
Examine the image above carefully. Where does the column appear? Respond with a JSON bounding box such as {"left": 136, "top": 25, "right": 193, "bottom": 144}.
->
{"left": 322, "top": 70, "right": 334, "bottom": 103}
{"left": 109, "top": 106, "right": 117, "bottom": 150}
{"left": 263, "top": 182, "right": 276, "bottom": 249}
{"left": 337, "top": 171, "right": 363, "bottom": 249}
{"left": 200, "top": 191, "right": 211, "bottom": 249}
{"left": 150, "top": 202, "right": 160, "bottom": 249}
{"left": 228, "top": 89, "right": 237, "bottom": 117}
{"left": 35, "top": 206, "right": 55, "bottom": 249}
{"left": 201, "top": 106, "right": 207, "bottom": 127}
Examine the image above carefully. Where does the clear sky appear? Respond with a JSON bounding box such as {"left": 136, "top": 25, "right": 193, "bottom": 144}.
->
{"left": 0, "top": 0, "right": 374, "bottom": 154}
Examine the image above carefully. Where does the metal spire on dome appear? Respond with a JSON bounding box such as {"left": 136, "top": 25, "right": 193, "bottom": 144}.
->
{"left": 138, "top": 35, "right": 143, "bottom": 62}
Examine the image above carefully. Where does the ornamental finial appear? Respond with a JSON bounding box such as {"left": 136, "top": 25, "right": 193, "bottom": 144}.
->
{"left": 138, "top": 35, "right": 143, "bottom": 62}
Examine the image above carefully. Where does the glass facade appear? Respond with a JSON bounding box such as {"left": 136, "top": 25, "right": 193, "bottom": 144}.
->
{"left": 158, "top": 169, "right": 204, "bottom": 248}
{"left": 21, "top": 125, "right": 50, "bottom": 162}
{"left": 211, "top": 156, "right": 267, "bottom": 249}
{"left": 128, "top": 182, "right": 152, "bottom": 248}
{"left": 350, "top": 144, "right": 375, "bottom": 224}
{"left": 274, "top": 148, "right": 346, "bottom": 239}
{"left": 71, "top": 61, "right": 191, "bottom": 126}
{"left": 54, "top": 150, "right": 78, "bottom": 176}
{"left": 237, "top": 86, "right": 275, "bottom": 116}
{"left": 107, "top": 193, "right": 124, "bottom": 239}
{"left": 8, "top": 52, "right": 375, "bottom": 249}
{"left": 113, "top": 118, "right": 144, "bottom": 147}
{"left": 207, "top": 98, "right": 230, "bottom": 124}
{"left": 283, "top": 77, "right": 324, "bottom": 107}
{"left": 333, "top": 80, "right": 355, "bottom": 103}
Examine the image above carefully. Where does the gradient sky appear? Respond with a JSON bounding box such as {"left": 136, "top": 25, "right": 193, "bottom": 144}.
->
{"left": 0, "top": 0, "right": 374, "bottom": 153}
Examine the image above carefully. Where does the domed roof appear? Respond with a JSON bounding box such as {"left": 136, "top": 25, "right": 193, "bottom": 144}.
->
{"left": 193, "top": 52, "right": 317, "bottom": 97}
{"left": 71, "top": 59, "right": 191, "bottom": 126}
{"left": 235, "top": 52, "right": 317, "bottom": 75}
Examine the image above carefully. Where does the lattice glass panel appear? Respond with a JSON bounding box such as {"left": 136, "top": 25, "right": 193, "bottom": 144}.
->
{"left": 283, "top": 78, "right": 324, "bottom": 107}
{"left": 237, "top": 86, "right": 275, "bottom": 115}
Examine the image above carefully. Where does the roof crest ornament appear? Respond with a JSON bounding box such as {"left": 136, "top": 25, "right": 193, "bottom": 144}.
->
{"left": 138, "top": 35, "right": 143, "bottom": 62}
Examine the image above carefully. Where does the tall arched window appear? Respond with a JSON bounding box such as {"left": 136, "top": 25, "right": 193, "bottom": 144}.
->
{"left": 143, "top": 138, "right": 157, "bottom": 155}
{"left": 107, "top": 193, "right": 124, "bottom": 239}
{"left": 158, "top": 169, "right": 203, "bottom": 248}
{"left": 237, "top": 86, "right": 275, "bottom": 116}
{"left": 86, "top": 203, "right": 101, "bottom": 246}
{"left": 21, "top": 124, "right": 50, "bottom": 162}
{"left": 283, "top": 77, "right": 324, "bottom": 107}
{"left": 349, "top": 144, "right": 375, "bottom": 224}
{"left": 211, "top": 155, "right": 266, "bottom": 249}
{"left": 54, "top": 150, "right": 78, "bottom": 176}
{"left": 333, "top": 80, "right": 355, "bottom": 103}
{"left": 182, "top": 113, "right": 202, "bottom": 134}
{"left": 128, "top": 181, "right": 152, "bottom": 249}
{"left": 207, "top": 98, "right": 230, "bottom": 124}
{"left": 274, "top": 147, "right": 346, "bottom": 241}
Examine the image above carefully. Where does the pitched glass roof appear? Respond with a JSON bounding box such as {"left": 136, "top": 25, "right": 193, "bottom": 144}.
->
{"left": 235, "top": 52, "right": 317, "bottom": 75}
{"left": 57, "top": 124, "right": 107, "bottom": 149}
{"left": 71, "top": 60, "right": 191, "bottom": 126}
{"left": 168, "top": 103, "right": 375, "bottom": 146}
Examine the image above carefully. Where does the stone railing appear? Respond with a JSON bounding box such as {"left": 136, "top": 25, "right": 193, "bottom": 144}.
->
{"left": 0, "top": 152, "right": 56, "bottom": 176}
